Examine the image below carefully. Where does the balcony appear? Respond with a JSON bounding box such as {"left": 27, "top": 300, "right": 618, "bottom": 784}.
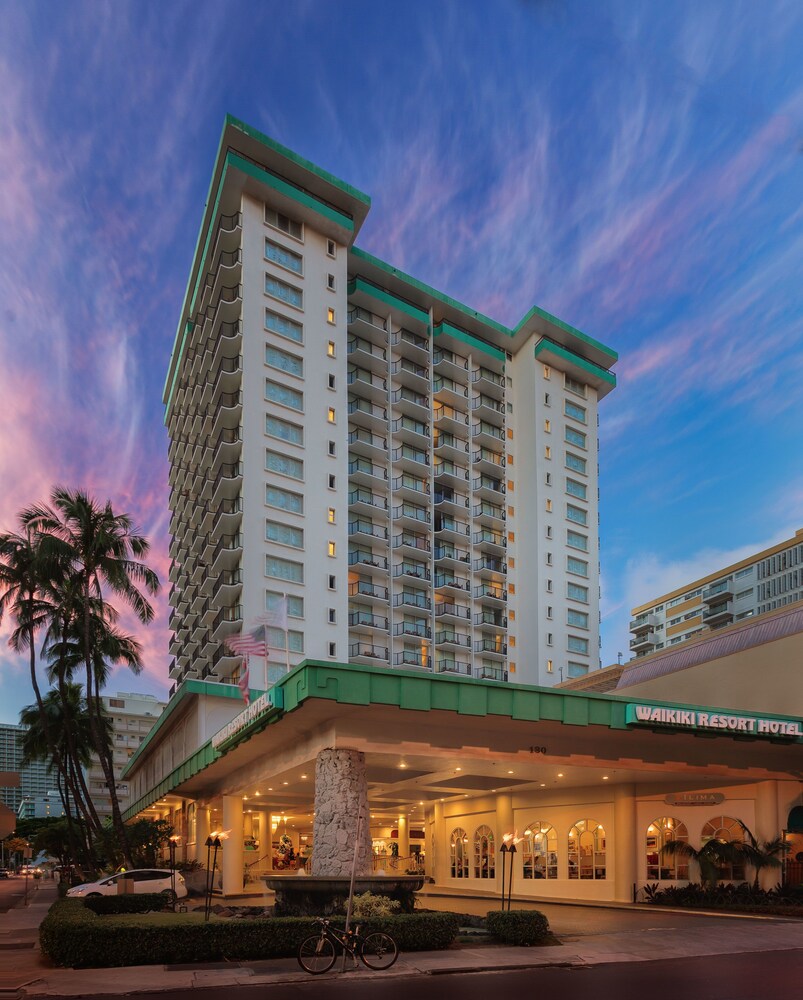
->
{"left": 393, "top": 621, "right": 431, "bottom": 640}
{"left": 435, "top": 630, "right": 471, "bottom": 650}
{"left": 474, "top": 583, "right": 507, "bottom": 605}
{"left": 629, "top": 613, "right": 659, "bottom": 634}
{"left": 434, "top": 543, "right": 471, "bottom": 568}
{"left": 703, "top": 601, "right": 734, "bottom": 627}
{"left": 437, "top": 659, "right": 472, "bottom": 676}
{"left": 348, "top": 397, "right": 388, "bottom": 432}
{"left": 349, "top": 519, "right": 389, "bottom": 544}
{"left": 630, "top": 631, "right": 658, "bottom": 653}
{"left": 391, "top": 444, "right": 430, "bottom": 472}
{"left": 702, "top": 579, "right": 734, "bottom": 603}
{"left": 474, "top": 555, "right": 507, "bottom": 577}
{"left": 349, "top": 457, "right": 389, "bottom": 488}
{"left": 349, "top": 641, "right": 389, "bottom": 664}
{"left": 394, "top": 591, "right": 431, "bottom": 612}
{"left": 433, "top": 431, "right": 469, "bottom": 462}
{"left": 473, "top": 475, "right": 505, "bottom": 501}
{"left": 212, "top": 603, "right": 243, "bottom": 641}
{"left": 347, "top": 334, "right": 387, "bottom": 374}
{"left": 391, "top": 386, "right": 429, "bottom": 417}
{"left": 433, "top": 347, "right": 469, "bottom": 380}
{"left": 393, "top": 561, "right": 431, "bottom": 583}
{"left": 393, "top": 502, "right": 430, "bottom": 529}
{"left": 348, "top": 367, "right": 388, "bottom": 403}
{"left": 394, "top": 650, "right": 432, "bottom": 669}
{"left": 473, "top": 500, "right": 506, "bottom": 528}
{"left": 348, "top": 428, "right": 388, "bottom": 461}
{"left": 475, "top": 664, "right": 508, "bottom": 682}
{"left": 348, "top": 305, "right": 389, "bottom": 341}
{"left": 392, "top": 473, "right": 429, "bottom": 501}
{"left": 212, "top": 495, "right": 243, "bottom": 535}
{"left": 434, "top": 459, "right": 469, "bottom": 488}
{"left": 209, "top": 389, "right": 242, "bottom": 439}
{"left": 432, "top": 375, "right": 468, "bottom": 407}
{"left": 392, "top": 325, "right": 430, "bottom": 358}
{"left": 435, "top": 601, "right": 471, "bottom": 624}
{"left": 393, "top": 531, "right": 430, "bottom": 556}
{"left": 474, "top": 528, "right": 506, "bottom": 552}
{"left": 474, "top": 637, "right": 507, "bottom": 658}
{"left": 348, "top": 610, "right": 389, "bottom": 631}
{"left": 206, "top": 318, "right": 242, "bottom": 373}
{"left": 391, "top": 358, "right": 429, "bottom": 392}
{"left": 433, "top": 402, "right": 468, "bottom": 433}
{"left": 391, "top": 415, "right": 429, "bottom": 448}
{"left": 434, "top": 514, "right": 470, "bottom": 542}
{"left": 211, "top": 460, "right": 243, "bottom": 507}
{"left": 348, "top": 548, "right": 389, "bottom": 574}
{"left": 471, "top": 366, "right": 505, "bottom": 398}
{"left": 348, "top": 580, "right": 389, "bottom": 604}
{"left": 475, "top": 610, "right": 507, "bottom": 630}
{"left": 348, "top": 488, "right": 389, "bottom": 517}
{"left": 434, "top": 574, "right": 471, "bottom": 594}
{"left": 473, "top": 448, "right": 505, "bottom": 475}
{"left": 214, "top": 567, "right": 243, "bottom": 600}
{"left": 211, "top": 533, "right": 243, "bottom": 574}
{"left": 471, "top": 393, "right": 505, "bottom": 425}
{"left": 434, "top": 488, "right": 470, "bottom": 513}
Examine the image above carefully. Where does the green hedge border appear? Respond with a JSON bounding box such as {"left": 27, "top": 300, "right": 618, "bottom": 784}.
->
{"left": 40, "top": 900, "right": 459, "bottom": 968}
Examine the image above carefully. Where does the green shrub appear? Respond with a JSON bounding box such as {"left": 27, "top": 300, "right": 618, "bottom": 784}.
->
{"left": 83, "top": 894, "right": 168, "bottom": 916}
{"left": 39, "top": 901, "right": 460, "bottom": 968}
{"left": 351, "top": 891, "right": 401, "bottom": 918}
{"left": 486, "top": 909, "right": 550, "bottom": 946}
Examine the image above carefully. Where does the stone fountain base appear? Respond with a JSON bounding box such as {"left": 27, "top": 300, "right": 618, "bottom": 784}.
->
{"left": 262, "top": 874, "right": 424, "bottom": 916}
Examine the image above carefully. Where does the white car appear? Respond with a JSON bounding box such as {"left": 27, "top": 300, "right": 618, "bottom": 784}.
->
{"left": 67, "top": 868, "right": 187, "bottom": 900}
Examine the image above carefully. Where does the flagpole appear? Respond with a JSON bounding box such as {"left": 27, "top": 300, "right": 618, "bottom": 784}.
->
{"left": 264, "top": 623, "right": 269, "bottom": 691}
{"left": 284, "top": 592, "right": 290, "bottom": 675}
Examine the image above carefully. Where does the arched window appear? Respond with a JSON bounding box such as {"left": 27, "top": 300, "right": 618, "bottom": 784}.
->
{"left": 646, "top": 817, "right": 688, "bottom": 880}
{"left": 187, "top": 803, "right": 197, "bottom": 844}
{"left": 522, "top": 822, "right": 557, "bottom": 879}
{"left": 701, "top": 815, "right": 746, "bottom": 881}
{"left": 473, "top": 825, "right": 495, "bottom": 879}
{"left": 568, "top": 819, "right": 606, "bottom": 880}
{"left": 450, "top": 828, "right": 469, "bottom": 878}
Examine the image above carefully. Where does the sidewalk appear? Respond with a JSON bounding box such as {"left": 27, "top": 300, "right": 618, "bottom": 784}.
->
{"left": 0, "top": 882, "right": 801, "bottom": 998}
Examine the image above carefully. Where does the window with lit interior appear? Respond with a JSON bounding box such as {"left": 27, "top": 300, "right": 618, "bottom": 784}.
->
{"left": 568, "top": 819, "right": 606, "bottom": 879}
{"left": 450, "top": 828, "right": 469, "bottom": 878}
{"left": 646, "top": 817, "right": 689, "bottom": 881}
{"left": 473, "top": 825, "right": 495, "bottom": 879}
{"left": 522, "top": 822, "right": 557, "bottom": 879}
{"left": 701, "top": 815, "right": 747, "bottom": 880}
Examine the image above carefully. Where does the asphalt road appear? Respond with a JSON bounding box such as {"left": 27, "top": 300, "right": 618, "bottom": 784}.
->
{"left": 0, "top": 874, "right": 38, "bottom": 912}
{"left": 51, "top": 950, "right": 803, "bottom": 1000}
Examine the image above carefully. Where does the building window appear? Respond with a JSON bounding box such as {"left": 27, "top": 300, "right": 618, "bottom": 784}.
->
{"left": 267, "top": 627, "right": 304, "bottom": 652}
{"left": 327, "top": 307, "right": 336, "bottom": 324}
{"left": 328, "top": 574, "right": 336, "bottom": 590}
{"left": 564, "top": 400, "right": 587, "bottom": 423}
{"left": 568, "top": 582, "right": 589, "bottom": 602}
{"left": 568, "top": 819, "right": 606, "bottom": 880}
{"left": 545, "top": 499, "right": 552, "bottom": 513}
{"left": 265, "top": 556, "right": 304, "bottom": 583}
{"left": 543, "top": 365, "right": 551, "bottom": 380}
{"left": 267, "top": 591, "right": 303, "bottom": 618}
{"left": 328, "top": 407, "right": 336, "bottom": 424}
{"left": 265, "top": 238, "right": 303, "bottom": 275}
{"left": 547, "top": 633, "right": 553, "bottom": 646}
{"left": 328, "top": 608, "right": 336, "bottom": 624}
{"left": 544, "top": 419, "right": 551, "bottom": 433}
{"left": 265, "top": 206, "right": 303, "bottom": 240}
{"left": 328, "top": 374, "right": 336, "bottom": 390}
{"left": 327, "top": 239, "right": 336, "bottom": 258}
{"left": 450, "top": 828, "right": 469, "bottom": 879}
{"left": 566, "top": 452, "right": 587, "bottom": 475}
{"left": 564, "top": 374, "right": 586, "bottom": 397}
{"left": 522, "top": 822, "right": 557, "bottom": 880}
{"left": 266, "top": 486, "right": 303, "bottom": 513}
{"left": 328, "top": 474, "right": 336, "bottom": 489}
{"left": 328, "top": 507, "right": 336, "bottom": 524}
{"left": 646, "top": 818, "right": 689, "bottom": 881}
{"left": 327, "top": 273, "right": 336, "bottom": 290}
{"left": 546, "top": 606, "right": 553, "bottom": 619}
{"left": 566, "top": 504, "right": 588, "bottom": 526}
{"left": 545, "top": 473, "right": 552, "bottom": 486}
{"left": 544, "top": 393, "right": 550, "bottom": 406}
{"left": 266, "top": 309, "right": 303, "bottom": 344}
{"left": 546, "top": 525, "right": 553, "bottom": 539}
{"left": 265, "top": 274, "right": 303, "bottom": 309}
{"left": 567, "top": 556, "right": 588, "bottom": 576}
{"left": 266, "top": 415, "right": 303, "bottom": 445}
{"left": 568, "top": 635, "right": 589, "bottom": 654}
{"left": 566, "top": 478, "right": 587, "bottom": 500}
{"left": 266, "top": 450, "right": 303, "bottom": 480}
{"left": 328, "top": 541, "right": 336, "bottom": 557}
{"left": 327, "top": 340, "right": 336, "bottom": 358}
{"left": 473, "top": 825, "right": 495, "bottom": 879}
{"left": 328, "top": 641, "right": 337, "bottom": 656}
{"left": 545, "top": 446, "right": 551, "bottom": 460}
{"left": 568, "top": 609, "right": 588, "bottom": 628}
{"left": 567, "top": 661, "right": 588, "bottom": 678}
{"left": 567, "top": 530, "right": 587, "bottom": 551}
{"left": 547, "top": 659, "right": 553, "bottom": 673}
{"left": 328, "top": 440, "right": 336, "bottom": 456}
{"left": 265, "top": 379, "right": 303, "bottom": 411}
{"left": 701, "top": 816, "right": 746, "bottom": 880}
{"left": 565, "top": 426, "right": 587, "bottom": 449}
{"left": 546, "top": 579, "right": 553, "bottom": 593}
{"left": 266, "top": 344, "right": 304, "bottom": 378}
{"left": 266, "top": 520, "right": 304, "bottom": 549}
{"left": 546, "top": 552, "right": 553, "bottom": 566}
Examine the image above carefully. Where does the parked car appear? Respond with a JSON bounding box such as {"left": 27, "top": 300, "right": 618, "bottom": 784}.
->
{"left": 0, "top": 868, "right": 10, "bottom": 879}
{"left": 67, "top": 868, "right": 187, "bottom": 900}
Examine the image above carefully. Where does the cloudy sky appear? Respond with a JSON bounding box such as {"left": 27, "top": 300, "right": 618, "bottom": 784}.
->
{"left": 1, "top": 0, "right": 802, "bottom": 721}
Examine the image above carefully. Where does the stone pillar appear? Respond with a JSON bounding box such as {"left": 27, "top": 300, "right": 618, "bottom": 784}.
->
{"left": 433, "top": 801, "right": 447, "bottom": 884}
{"left": 194, "top": 803, "right": 210, "bottom": 863}
{"left": 312, "top": 748, "right": 372, "bottom": 876}
{"left": 397, "top": 815, "right": 409, "bottom": 860}
{"left": 755, "top": 780, "right": 780, "bottom": 889}
{"left": 221, "top": 795, "right": 244, "bottom": 897}
{"left": 614, "top": 784, "right": 637, "bottom": 903}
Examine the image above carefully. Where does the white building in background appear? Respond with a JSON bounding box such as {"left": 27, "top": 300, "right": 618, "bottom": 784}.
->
{"left": 164, "top": 116, "right": 618, "bottom": 693}
{"left": 630, "top": 528, "right": 803, "bottom": 658}
{"left": 17, "top": 790, "right": 65, "bottom": 821}
{"left": 0, "top": 723, "right": 56, "bottom": 815}
{"left": 87, "top": 692, "right": 166, "bottom": 822}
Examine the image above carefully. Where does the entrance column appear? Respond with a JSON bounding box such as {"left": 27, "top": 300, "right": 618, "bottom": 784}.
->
{"left": 613, "top": 784, "right": 637, "bottom": 903}
{"left": 433, "top": 801, "right": 447, "bottom": 885}
{"left": 397, "top": 815, "right": 409, "bottom": 861}
{"left": 496, "top": 794, "right": 514, "bottom": 895}
{"left": 194, "top": 803, "right": 210, "bottom": 864}
{"left": 222, "top": 795, "right": 244, "bottom": 897}
{"left": 755, "top": 780, "right": 780, "bottom": 889}
{"left": 311, "top": 748, "right": 372, "bottom": 876}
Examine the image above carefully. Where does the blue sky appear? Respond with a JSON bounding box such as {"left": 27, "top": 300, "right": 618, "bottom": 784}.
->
{"left": 1, "top": 0, "right": 802, "bottom": 720}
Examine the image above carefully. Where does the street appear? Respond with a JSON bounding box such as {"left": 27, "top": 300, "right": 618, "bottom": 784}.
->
{"left": 0, "top": 874, "right": 39, "bottom": 913}
{"left": 44, "top": 950, "right": 803, "bottom": 1000}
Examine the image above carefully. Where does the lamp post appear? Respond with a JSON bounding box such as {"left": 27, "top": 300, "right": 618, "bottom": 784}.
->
{"left": 204, "top": 833, "right": 221, "bottom": 922}
{"left": 506, "top": 841, "right": 517, "bottom": 910}
{"left": 499, "top": 839, "right": 509, "bottom": 911}
{"left": 168, "top": 836, "right": 181, "bottom": 911}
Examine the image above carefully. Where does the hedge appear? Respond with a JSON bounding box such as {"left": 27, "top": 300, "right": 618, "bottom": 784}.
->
{"left": 485, "top": 910, "right": 550, "bottom": 946}
{"left": 84, "top": 894, "right": 169, "bottom": 916}
{"left": 39, "top": 901, "right": 460, "bottom": 968}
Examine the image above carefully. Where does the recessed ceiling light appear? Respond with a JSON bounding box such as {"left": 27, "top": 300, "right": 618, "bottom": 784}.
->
{"left": 301, "top": 774, "right": 307, "bottom": 779}
{"left": 602, "top": 776, "right": 609, "bottom": 780}
{"left": 399, "top": 763, "right": 407, "bottom": 769}
{"left": 507, "top": 770, "right": 514, "bottom": 775}
{"left": 283, "top": 781, "right": 289, "bottom": 785}
{"left": 540, "top": 783, "right": 546, "bottom": 787}
{"left": 557, "top": 773, "right": 564, "bottom": 778}
{"left": 455, "top": 767, "right": 462, "bottom": 771}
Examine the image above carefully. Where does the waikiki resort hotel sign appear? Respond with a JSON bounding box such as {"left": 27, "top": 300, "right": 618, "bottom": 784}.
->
{"left": 626, "top": 703, "right": 802, "bottom": 738}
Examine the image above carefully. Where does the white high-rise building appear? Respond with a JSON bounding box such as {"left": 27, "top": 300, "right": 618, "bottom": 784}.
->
{"left": 165, "top": 117, "right": 617, "bottom": 693}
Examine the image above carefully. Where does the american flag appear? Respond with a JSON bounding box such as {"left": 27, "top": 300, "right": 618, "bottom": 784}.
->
{"left": 237, "top": 658, "right": 250, "bottom": 705}
{"left": 253, "top": 596, "right": 288, "bottom": 632}
{"left": 225, "top": 634, "right": 267, "bottom": 656}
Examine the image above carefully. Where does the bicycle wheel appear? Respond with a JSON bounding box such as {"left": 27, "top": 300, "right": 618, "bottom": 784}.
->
{"left": 360, "top": 931, "right": 398, "bottom": 970}
{"left": 297, "top": 935, "right": 337, "bottom": 974}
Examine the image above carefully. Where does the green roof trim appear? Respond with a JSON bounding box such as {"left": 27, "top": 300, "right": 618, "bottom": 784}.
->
{"left": 351, "top": 247, "right": 511, "bottom": 339}
{"left": 226, "top": 114, "right": 371, "bottom": 208}
{"left": 348, "top": 275, "right": 429, "bottom": 326}
{"left": 121, "top": 679, "right": 249, "bottom": 779}
{"left": 534, "top": 339, "right": 617, "bottom": 387}
{"left": 516, "top": 303, "right": 618, "bottom": 364}
{"left": 434, "top": 320, "right": 506, "bottom": 362}
{"left": 123, "top": 740, "right": 219, "bottom": 822}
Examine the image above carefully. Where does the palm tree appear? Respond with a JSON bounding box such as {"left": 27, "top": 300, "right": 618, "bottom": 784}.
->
{"left": 661, "top": 836, "right": 744, "bottom": 886}
{"left": 25, "top": 488, "right": 159, "bottom": 866}
{"left": 737, "top": 822, "right": 787, "bottom": 890}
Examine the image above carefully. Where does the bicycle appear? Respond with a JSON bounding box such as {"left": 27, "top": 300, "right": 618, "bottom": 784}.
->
{"left": 297, "top": 917, "right": 398, "bottom": 974}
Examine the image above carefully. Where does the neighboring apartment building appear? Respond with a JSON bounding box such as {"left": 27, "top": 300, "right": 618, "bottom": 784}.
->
{"left": 629, "top": 527, "right": 803, "bottom": 657}
{"left": 18, "top": 790, "right": 65, "bottom": 821}
{"left": 0, "top": 723, "right": 55, "bottom": 815}
{"left": 164, "top": 116, "right": 617, "bottom": 693}
{"left": 87, "top": 693, "right": 166, "bottom": 821}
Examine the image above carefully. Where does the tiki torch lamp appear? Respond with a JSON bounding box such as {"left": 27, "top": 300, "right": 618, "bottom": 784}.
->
{"left": 204, "top": 831, "right": 221, "bottom": 922}
{"left": 499, "top": 834, "right": 511, "bottom": 911}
